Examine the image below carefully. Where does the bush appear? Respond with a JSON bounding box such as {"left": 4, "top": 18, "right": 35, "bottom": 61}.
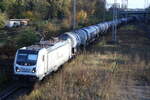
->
{"left": 36, "top": 22, "right": 60, "bottom": 39}
{"left": 16, "top": 28, "right": 39, "bottom": 48}
{"left": 60, "top": 18, "right": 72, "bottom": 32}
{"left": 23, "top": 11, "right": 43, "bottom": 23}
{"left": 23, "top": 11, "right": 34, "bottom": 20}
{"left": 0, "top": 13, "right": 7, "bottom": 28}
{"left": 77, "top": 10, "right": 88, "bottom": 25}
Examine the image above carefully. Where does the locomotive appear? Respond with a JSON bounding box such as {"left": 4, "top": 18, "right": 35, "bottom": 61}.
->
{"left": 13, "top": 17, "right": 135, "bottom": 80}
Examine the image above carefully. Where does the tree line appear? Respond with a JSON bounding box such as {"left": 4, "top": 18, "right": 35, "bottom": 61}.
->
{"left": 0, "top": 0, "right": 108, "bottom": 28}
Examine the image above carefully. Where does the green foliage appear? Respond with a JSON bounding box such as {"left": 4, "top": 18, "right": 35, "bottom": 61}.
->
{"left": 0, "top": 0, "right": 15, "bottom": 12}
{"left": 16, "top": 28, "right": 39, "bottom": 47}
{"left": 0, "top": 0, "right": 108, "bottom": 27}
{"left": 0, "top": 2, "right": 5, "bottom": 12}
{"left": 8, "top": 0, "right": 25, "bottom": 18}
{"left": 0, "top": 13, "right": 7, "bottom": 28}
{"left": 36, "top": 21, "right": 61, "bottom": 39}
{"left": 77, "top": 10, "right": 88, "bottom": 25}
{"left": 120, "top": 25, "right": 137, "bottom": 31}
{"left": 0, "top": 0, "right": 108, "bottom": 43}
{"left": 45, "top": 0, "right": 71, "bottom": 20}
{"left": 27, "top": 0, "right": 50, "bottom": 20}
{"left": 94, "top": 0, "right": 105, "bottom": 19}
{"left": 23, "top": 11, "right": 41, "bottom": 21}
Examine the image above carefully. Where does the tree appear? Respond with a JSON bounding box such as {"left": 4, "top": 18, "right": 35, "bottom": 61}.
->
{"left": 0, "top": 1, "right": 6, "bottom": 12}
{"left": 8, "top": 0, "right": 25, "bottom": 18}
{"left": 94, "top": 0, "right": 106, "bottom": 19}
{"left": 76, "top": 0, "right": 106, "bottom": 25}
{"left": 45, "top": 0, "right": 71, "bottom": 20}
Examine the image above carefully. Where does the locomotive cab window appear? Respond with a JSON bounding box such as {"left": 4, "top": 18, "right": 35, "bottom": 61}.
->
{"left": 16, "top": 50, "right": 38, "bottom": 66}
{"left": 28, "top": 54, "right": 38, "bottom": 61}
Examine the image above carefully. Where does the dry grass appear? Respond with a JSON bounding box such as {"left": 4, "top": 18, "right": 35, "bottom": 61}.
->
{"left": 19, "top": 24, "right": 150, "bottom": 100}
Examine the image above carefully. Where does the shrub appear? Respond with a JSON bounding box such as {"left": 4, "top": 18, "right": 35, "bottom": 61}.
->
{"left": 16, "top": 28, "right": 39, "bottom": 48}
{"left": 60, "top": 18, "right": 71, "bottom": 33}
{"left": 37, "top": 22, "right": 60, "bottom": 39}
{"left": 23, "top": 11, "right": 42, "bottom": 23}
{"left": 77, "top": 10, "right": 88, "bottom": 25}
{"left": 61, "top": 18, "right": 71, "bottom": 29}
{"left": 0, "top": 13, "right": 7, "bottom": 28}
{"left": 23, "top": 11, "right": 34, "bottom": 20}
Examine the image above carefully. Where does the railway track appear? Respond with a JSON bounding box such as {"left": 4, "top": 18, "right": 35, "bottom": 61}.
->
{"left": 0, "top": 82, "right": 31, "bottom": 100}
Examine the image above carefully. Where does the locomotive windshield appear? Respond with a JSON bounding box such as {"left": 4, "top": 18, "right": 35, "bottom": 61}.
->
{"left": 16, "top": 50, "right": 38, "bottom": 66}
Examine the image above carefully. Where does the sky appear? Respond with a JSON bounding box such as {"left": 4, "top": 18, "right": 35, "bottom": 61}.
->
{"left": 106, "top": 0, "right": 150, "bottom": 9}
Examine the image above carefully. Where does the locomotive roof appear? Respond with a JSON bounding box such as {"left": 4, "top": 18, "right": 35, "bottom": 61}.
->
{"left": 26, "top": 38, "right": 64, "bottom": 51}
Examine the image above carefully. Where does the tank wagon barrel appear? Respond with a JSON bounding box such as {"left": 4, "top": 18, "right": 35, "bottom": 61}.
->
{"left": 13, "top": 16, "right": 137, "bottom": 81}
{"left": 62, "top": 17, "right": 135, "bottom": 50}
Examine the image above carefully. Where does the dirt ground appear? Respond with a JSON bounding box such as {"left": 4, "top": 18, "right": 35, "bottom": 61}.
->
{"left": 19, "top": 24, "right": 150, "bottom": 100}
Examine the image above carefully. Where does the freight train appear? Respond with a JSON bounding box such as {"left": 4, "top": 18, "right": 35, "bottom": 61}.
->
{"left": 13, "top": 17, "right": 135, "bottom": 80}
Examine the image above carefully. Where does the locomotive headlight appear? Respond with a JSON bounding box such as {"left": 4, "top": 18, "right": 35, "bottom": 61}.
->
{"left": 16, "top": 67, "right": 20, "bottom": 72}
{"left": 32, "top": 68, "right": 36, "bottom": 73}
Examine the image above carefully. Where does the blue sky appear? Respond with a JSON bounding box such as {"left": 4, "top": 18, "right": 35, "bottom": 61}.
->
{"left": 106, "top": 0, "right": 150, "bottom": 9}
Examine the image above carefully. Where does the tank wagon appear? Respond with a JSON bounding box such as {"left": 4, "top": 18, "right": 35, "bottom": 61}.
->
{"left": 14, "top": 17, "right": 135, "bottom": 80}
